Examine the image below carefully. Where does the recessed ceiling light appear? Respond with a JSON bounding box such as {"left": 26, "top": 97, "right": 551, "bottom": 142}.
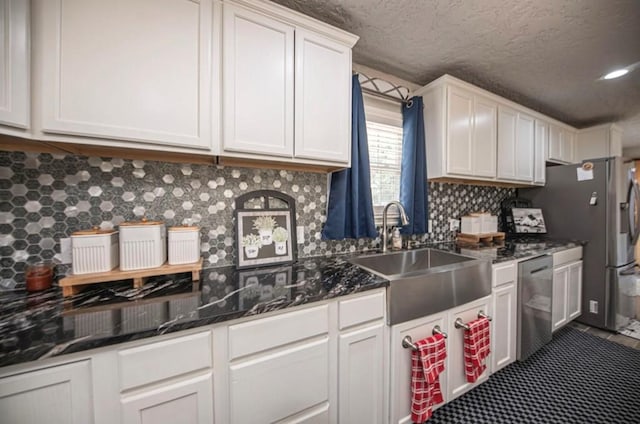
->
{"left": 603, "top": 69, "right": 629, "bottom": 80}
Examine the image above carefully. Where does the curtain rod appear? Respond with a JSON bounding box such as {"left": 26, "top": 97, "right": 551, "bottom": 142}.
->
{"left": 361, "top": 87, "right": 409, "bottom": 103}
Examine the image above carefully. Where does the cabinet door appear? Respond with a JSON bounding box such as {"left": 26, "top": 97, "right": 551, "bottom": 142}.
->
{"left": 552, "top": 266, "right": 569, "bottom": 331}
{"left": 446, "top": 86, "right": 474, "bottom": 176}
{"left": 447, "top": 296, "right": 492, "bottom": 401}
{"left": 534, "top": 120, "right": 548, "bottom": 184}
{"left": 0, "top": 0, "right": 29, "bottom": 129}
{"left": 567, "top": 261, "right": 583, "bottom": 321}
{"left": 338, "top": 323, "right": 384, "bottom": 424}
{"left": 497, "top": 105, "right": 517, "bottom": 180}
{"left": 515, "top": 112, "right": 535, "bottom": 181}
{"left": 121, "top": 373, "right": 213, "bottom": 424}
{"left": 389, "top": 313, "right": 447, "bottom": 424}
{"left": 472, "top": 95, "right": 497, "bottom": 177}
{"left": 548, "top": 123, "right": 562, "bottom": 162}
{"left": 0, "top": 361, "right": 93, "bottom": 424}
{"left": 561, "top": 129, "right": 576, "bottom": 164}
{"left": 295, "top": 29, "right": 351, "bottom": 164}
{"left": 223, "top": 3, "right": 294, "bottom": 157}
{"left": 39, "top": 0, "right": 212, "bottom": 149}
{"left": 229, "top": 338, "right": 330, "bottom": 423}
{"left": 492, "top": 283, "right": 517, "bottom": 372}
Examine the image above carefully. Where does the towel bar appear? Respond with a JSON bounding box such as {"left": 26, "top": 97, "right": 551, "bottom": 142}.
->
{"left": 455, "top": 310, "right": 493, "bottom": 331}
{"left": 478, "top": 310, "right": 492, "bottom": 321}
{"left": 454, "top": 318, "right": 470, "bottom": 330}
{"left": 402, "top": 326, "right": 448, "bottom": 351}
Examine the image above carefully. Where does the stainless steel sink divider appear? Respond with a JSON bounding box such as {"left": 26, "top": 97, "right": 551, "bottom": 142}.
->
{"left": 401, "top": 325, "right": 448, "bottom": 351}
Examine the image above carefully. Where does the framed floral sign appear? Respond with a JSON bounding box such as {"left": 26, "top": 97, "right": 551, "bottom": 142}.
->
{"left": 234, "top": 190, "right": 297, "bottom": 269}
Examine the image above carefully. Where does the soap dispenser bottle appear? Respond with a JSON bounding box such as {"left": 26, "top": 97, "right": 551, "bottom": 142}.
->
{"left": 391, "top": 228, "right": 402, "bottom": 250}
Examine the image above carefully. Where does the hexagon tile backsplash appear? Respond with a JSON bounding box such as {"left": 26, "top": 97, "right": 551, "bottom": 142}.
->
{"left": 0, "top": 151, "right": 514, "bottom": 284}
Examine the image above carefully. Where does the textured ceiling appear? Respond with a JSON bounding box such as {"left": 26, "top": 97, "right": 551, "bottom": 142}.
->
{"left": 273, "top": 0, "right": 640, "bottom": 147}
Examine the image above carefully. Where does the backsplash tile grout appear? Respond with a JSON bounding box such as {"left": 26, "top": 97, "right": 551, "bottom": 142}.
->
{"left": 0, "top": 151, "right": 514, "bottom": 285}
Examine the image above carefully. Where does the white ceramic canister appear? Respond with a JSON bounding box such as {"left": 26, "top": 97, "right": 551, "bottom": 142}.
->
{"left": 119, "top": 218, "right": 166, "bottom": 271}
{"left": 71, "top": 227, "right": 119, "bottom": 274}
{"left": 168, "top": 225, "right": 200, "bottom": 265}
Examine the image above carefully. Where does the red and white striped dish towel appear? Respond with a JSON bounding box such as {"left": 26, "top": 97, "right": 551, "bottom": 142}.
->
{"left": 410, "top": 333, "right": 447, "bottom": 423}
{"left": 463, "top": 316, "right": 491, "bottom": 383}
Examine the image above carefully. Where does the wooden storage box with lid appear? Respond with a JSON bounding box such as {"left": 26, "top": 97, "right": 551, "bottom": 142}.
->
{"left": 119, "top": 218, "right": 166, "bottom": 271}
{"left": 168, "top": 225, "right": 201, "bottom": 265}
{"left": 71, "top": 227, "right": 119, "bottom": 275}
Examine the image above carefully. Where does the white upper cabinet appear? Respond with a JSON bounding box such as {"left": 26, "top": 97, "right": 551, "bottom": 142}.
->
{"left": 294, "top": 29, "right": 351, "bottom": 164}
{"left": 473, "top": 95, "right": 498, "bottom": 177}
{"left": 35, "top": 0, "right": 213, "bottom": 150}
{"left": 534, "top": 120, "right": 548, "bottom": 185}
{"left": 497, "top": 105, "right": 534, "bottom": 182}
{"left": 428, "top": 83, "right": 496, "bottom": 178}
{"left": 416, "top": 74, "right": 582, "bottom": 186}
{"left": 222, "top": 3, "right": 294, "bottom": 157}
{"left": 446, "top": 85, "right": 474, "bottom": 175}
{"left": 222, "top": 0, "right": 357, "bottom": 166}
{"left": 548, "top": 122, "right": 576, "bottom": 164}
{"left": 497, "top": 106, "right": 517, "bottom": 180}
{"left": 575, "top": 123, "right": 623, "bottom": 161}
{"left": 0, "top": 0, "right": 29, "bottom": 129}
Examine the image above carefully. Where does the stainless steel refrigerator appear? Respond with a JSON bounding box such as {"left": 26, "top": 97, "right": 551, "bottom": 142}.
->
{"left": 520, "top": 157, "right": 639, "bottom": 331}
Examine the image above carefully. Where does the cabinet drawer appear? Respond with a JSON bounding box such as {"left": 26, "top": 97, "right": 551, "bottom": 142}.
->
{"left": 553, "top": 247, "right": 583, "bottom": 267}
{"left": 492, "top": 262, "right": 516, "bottom": 287}
{"left": 118, "top": 331, "right": 212, "bottom": 392}
{"left": 339, "top": 290, "right": 385, "bottom": 330}
{"left": 228, "top": 304, "right": 329, "bottom": 360}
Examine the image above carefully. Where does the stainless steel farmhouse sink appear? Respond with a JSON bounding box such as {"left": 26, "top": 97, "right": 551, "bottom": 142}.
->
{"left": 350, "top": 249, "right": 491, "bottom": 325}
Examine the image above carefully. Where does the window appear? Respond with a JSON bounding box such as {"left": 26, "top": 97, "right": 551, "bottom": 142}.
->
{"left": 368, "top": 121, "right": 402, "bottom": 206}
{"left": 363, "top": 93, "right": 404, "bottom": 219}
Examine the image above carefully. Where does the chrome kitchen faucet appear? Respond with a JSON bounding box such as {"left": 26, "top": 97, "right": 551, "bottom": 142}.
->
{"left": 381, "top": 201, "right": 409, "bottom": 253}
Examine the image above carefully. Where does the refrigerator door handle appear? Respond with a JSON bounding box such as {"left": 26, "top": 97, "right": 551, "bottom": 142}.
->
{"left": 626, "top": 176, "right": 640, "bottom": 245}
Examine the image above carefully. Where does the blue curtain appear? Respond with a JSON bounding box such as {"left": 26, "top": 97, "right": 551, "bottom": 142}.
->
{"left": 321, "top": 75, "right": 377, "bottom": 240}
{"left": 399, "top": 96, "right": 428, "bottom": 234}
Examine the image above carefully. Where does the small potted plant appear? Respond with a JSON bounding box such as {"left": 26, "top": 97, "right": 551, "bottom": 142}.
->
{"left": 253, "top": 215, "right": 277, "bottom": 245}
{"left": 272, "top": 226, "right": 289, "bottom": 255}
{"left": 242, "top": 234, "right": 262, "bottom": 259}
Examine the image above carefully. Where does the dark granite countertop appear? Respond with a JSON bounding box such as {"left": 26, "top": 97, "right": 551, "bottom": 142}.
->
{"left": 0, "top": 255, "right": 386, "bottom": 368}
{"left": 0, "top": 238, "right": 582, "bottom": 369}
{"left": 432, "top": 237, "right": 584, "bottom": 264}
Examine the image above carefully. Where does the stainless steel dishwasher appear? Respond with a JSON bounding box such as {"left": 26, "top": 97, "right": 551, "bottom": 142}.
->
{"left": 517, "top": 254, "right": 553, "bottom": 361}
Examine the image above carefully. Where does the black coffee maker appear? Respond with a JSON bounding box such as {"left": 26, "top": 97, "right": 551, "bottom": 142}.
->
{"left": 500, "top": 197, "right": 533, "bottom": 236}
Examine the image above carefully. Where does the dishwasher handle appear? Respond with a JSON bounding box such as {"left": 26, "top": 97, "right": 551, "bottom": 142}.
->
{"left": 530, "top": 265, "right": 551, "bottom": 275}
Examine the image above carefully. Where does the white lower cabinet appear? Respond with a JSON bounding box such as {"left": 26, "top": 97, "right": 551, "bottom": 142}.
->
{"left": 491, "top": 282, "right": 517, "bottom": 372}
{"left": 388, "top": 295, "right": 494, "bottom": 422}
{"left": 117, "top": 331, "right": 214, "bottom": 424}
{"left": 567, "top": 261, "right": 583, "bottom": 320}
{"left": 338, "top": 323, "right": 385, "bottom": 424}
{"left": 446, "top": 296, "right": 492, "bottom": 401}
{"left": 214, "top": 289, "right": 386, "bottom": 424}
{"left": 552, "top": 260, "right": 583, "bottom": 331}
{"left": 229, "top": 338, "right": 330, "bottom": 423}
{"left": 389, "top": 312, "right": 448, "bottom": 424}
{"left": 552, "top": 266, "right": 569, "bottom": 331}
{"left": 121, "top": 373, "right": 213, "bottom": 424}
{"left": 0, "top": 360, "right": 93, "bottom": 424}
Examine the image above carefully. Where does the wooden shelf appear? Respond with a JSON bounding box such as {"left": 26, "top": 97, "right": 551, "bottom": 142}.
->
{"left": 59, "top": 259, "right": 203, "bottom": 297}
{"left": 456, "top": 232, "right": 505, "bottom": 245}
